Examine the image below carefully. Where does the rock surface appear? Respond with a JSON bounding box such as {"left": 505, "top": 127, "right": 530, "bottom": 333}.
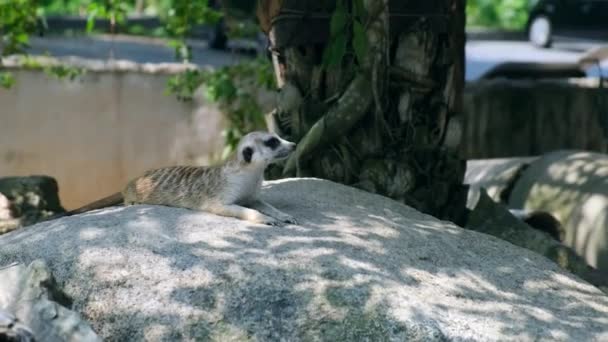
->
{"left": 467, "top": 187, "right": 608, "bottom": 293}
{"left": 0, "top": 308, "right": 36, "bottom": 342}
{"left": 0, "top": 178, "right": 607, "bottom": 341}
{"left": 464, "top": 157, "right": 535, "bottom": 205}
{"left": 0, "top": 260, "right": 100, "bottom": 341}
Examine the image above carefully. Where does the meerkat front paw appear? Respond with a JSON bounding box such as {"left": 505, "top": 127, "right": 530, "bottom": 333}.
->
{"left": 278, "top": 214, "right": 297, "bottom": 225}
{"left": 258, "top": 215, "right": 285, "bottom": 227}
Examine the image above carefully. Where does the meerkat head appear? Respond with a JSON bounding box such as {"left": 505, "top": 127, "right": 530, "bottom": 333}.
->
{"left": 237, "top": 131, "right": 296, "bottom": 167}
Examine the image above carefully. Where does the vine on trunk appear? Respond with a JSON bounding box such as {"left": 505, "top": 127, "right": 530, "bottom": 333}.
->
{"left": 259, "top": 0, "right": 468, "bottom": 224}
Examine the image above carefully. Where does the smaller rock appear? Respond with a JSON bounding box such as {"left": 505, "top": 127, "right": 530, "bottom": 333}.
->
{"left": 509, "top": 209, "right": 565, "bottom": 242}
{"left": 0, "top": 308, "right": 36, "bottom": 342}
{"left": 467, "top": 187, "right": 608, "bottom": 293}
{"left": 0, "top": 260, "right": 100, "bottom": 342}
{"left": 0, "top": 176, "right": 66, "bottom": 227}
{"left": 0, "top": 193, "right": 15, "bottom": 220}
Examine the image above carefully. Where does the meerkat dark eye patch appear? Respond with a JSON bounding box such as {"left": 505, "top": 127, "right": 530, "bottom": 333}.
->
{"left": 264, "top": 137, "right": 280, "bottom": 149}
{"left": 242, "top": 146, "right": 254, "bottom": 163}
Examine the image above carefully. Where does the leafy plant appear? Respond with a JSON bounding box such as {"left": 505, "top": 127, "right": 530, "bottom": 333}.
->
{"left": 166, "top": 56, "right": 274, "bottom": 157}
{"left": 0, "top": 71, "right": 15, "bottom": 88}
{"left": 0, "top": 0, "right": 40, "bottom": 88}
{"left": 85, "top": 0, "right": 131, "bottom": 33}
{"left": 21, "top": 55, "right": 87, "bottom": 80}
{"left": 466, "top": 0, "right": 531, "bottom": 30}
{"left": 164, "top": 0, "right": 222, "bottom": 61}
{"left": 323, "top": 0, "right": 369, "bottom": 68}
{"left": 0, "top": 0, "right": 39, "bottom": 56}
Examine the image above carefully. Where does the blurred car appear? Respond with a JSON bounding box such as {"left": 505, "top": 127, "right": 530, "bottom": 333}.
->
{"left": 479, "top": 45, "right": 608, "bottom": 79}
{"left": 527, "top": 0, "right": 608, "bottom": 48}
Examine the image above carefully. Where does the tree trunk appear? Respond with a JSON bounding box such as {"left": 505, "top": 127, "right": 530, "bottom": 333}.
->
{"left": 258, "top": 0, "right": 467, "bottom": 224}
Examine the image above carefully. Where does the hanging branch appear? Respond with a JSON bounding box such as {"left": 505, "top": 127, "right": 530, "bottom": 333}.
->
{"left": 283, "top": 73, "right": 372, "bottom": 175}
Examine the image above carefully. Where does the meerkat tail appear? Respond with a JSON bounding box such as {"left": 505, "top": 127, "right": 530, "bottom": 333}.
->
{"left": 65, "top": 192, "right": 124, "bottom": 216}
{"left": 45, "top": 192, "right": 123, "bottom": 221}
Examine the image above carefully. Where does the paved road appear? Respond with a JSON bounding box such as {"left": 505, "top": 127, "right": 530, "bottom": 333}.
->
{"left": 26, "top": 35, "right": 608, "bottom": 80}
{"left": 27, "top": 35, "right": 253, "bottom": 68}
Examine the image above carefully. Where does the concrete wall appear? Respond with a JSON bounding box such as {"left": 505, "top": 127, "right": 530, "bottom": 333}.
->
{"left": 462, "top": 79, "right": 608, "bottom": 159}
{"left": 0, "top": 66, "right": 225, "bottom": 209}
{"left": 2, "top": 62, "right": 607, "bottom": 211}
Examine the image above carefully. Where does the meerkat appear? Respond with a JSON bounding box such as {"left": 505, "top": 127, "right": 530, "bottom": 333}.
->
{"left": 54, "top": 131, "right": 297, "bottom": 226}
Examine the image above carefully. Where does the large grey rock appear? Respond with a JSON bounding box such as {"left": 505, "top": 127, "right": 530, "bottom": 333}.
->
{"left": 0, "top": 178, "right": 607, "bottom": 341}
{"left": 509, "top": 150, "right": 608, "bottom": 271}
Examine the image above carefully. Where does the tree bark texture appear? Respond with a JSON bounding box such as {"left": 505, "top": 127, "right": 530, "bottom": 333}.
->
{"left": 258, "top": 0, "right": 467, "bottom": 224}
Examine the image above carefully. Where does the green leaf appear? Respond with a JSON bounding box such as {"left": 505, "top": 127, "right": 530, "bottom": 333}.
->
{"left": 329, "top": 0, "right": 348, "bottom": 36}
{"left": 323, "top": 31, "right": 347, "bottom": 67}
{"left": 353, "top": 0, "right": 365, "bottom": 20}
{"left": 0, "top": 72, "right": 16, "bottom": 89}
{"left": 167, "top": 39, "right": 182, "bottom": 48}
{"left": 15, "top": 33, "right": 28, "bottom": 44}
{"left": 353, "top": 20, "right": 369, "bottom": 66}
{"left": 86, "top": 10, "right": 98, "bottom": 33}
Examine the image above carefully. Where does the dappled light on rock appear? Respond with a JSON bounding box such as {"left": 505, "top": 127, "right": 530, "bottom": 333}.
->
{"left": 0, "top": 178, "right": 607, "bottom": 340}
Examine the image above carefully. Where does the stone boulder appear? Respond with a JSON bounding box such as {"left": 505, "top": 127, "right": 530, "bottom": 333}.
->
{"left": 0, "top": 260, "right": 100, "bottom": 341}
{"left": 0, "top": 178, "right": 607, "bottom": 341}
{"left": 464, "top": 157, "right": 535, "bottom": 205}
{"left": 0, "top": 176, "right": 66, "bottom": 232}
{"left": 508, "top": 151, "right": 608, "bottom": 271}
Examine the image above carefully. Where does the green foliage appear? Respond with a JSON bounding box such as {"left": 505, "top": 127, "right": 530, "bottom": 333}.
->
{"left": 352, "top": 21, "right": 367, "bottom": 66}
{"left": 466, "top": 0, "right": 532, "bottom": 30}
{"left": 351, "top": 0, "right": 367, "bottom": 66}
{"left": 164, "top": 0, "right": 222, "bottom": 61}
{"left": 166, "top": 57, "right": 274, "bottom": 157}
{"left": 0, "top": 72, "right": 16, "bottom": 88}
{"left": 0, "top": 0, "right": 40, "bottom": 88}
{"left": 38, "top": 0, "right": 85, "bottom": 15}
{"left": 323, "top": 0, "right": 348, "bottom": 67}
{"left": 0, "top": 0, "right": 39, "bottom": 56}
{"left": 85, "top": 0, "right": 130, "bottom": 33}
{"left": 21, "top": 55, "right": 87, "bottom": 80}
{"left": 322, "top": 0, "right": 369, "bottom": 68}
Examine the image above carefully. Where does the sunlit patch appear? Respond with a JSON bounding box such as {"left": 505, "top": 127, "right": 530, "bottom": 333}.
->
{"left": 143, "top": 324, "right": 172, "bottom": 340}
{"left": 495, "top": 266, "right": 515, "bottom": 274}
{"left": 79, "top": 227, "right": 106, "bottom": 240}
{"left": 338, "top": 256, "right": 385, "bottom": 275}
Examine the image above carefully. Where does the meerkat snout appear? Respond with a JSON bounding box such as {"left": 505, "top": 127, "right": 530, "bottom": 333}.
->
{"left": 272, "top": 139, "right": 296, "bottom": 161}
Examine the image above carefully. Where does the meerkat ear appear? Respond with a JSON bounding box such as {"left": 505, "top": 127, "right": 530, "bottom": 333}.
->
{"left": 242, "top": 146, "right": 254, "bottom": 163}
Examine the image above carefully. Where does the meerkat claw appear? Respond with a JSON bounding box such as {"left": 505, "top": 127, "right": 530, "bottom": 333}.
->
{"left": 262, "top": 217, "right": 284, "bottom": 227}
{"left": 281, "top": 216, "right": 297, "bottom": 225}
